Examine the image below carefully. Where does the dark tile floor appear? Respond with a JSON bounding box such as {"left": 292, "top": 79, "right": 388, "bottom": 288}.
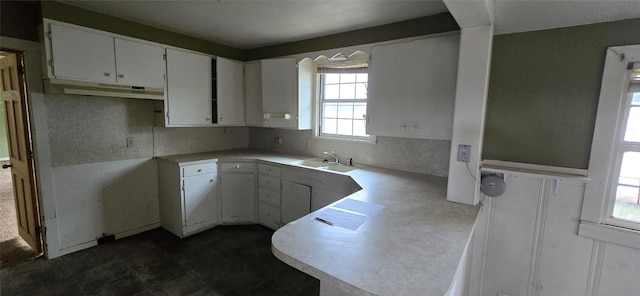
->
{"left": 1, "top": 225, "right": 319, "bottom": 296}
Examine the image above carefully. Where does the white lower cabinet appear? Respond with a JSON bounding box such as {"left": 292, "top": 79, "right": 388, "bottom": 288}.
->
{"left": 257, "top": 163, "right": 283, "bottom": 229}
{"left": 311, "top": 187, "right": 347, "bottom": 212}
{"left": 220, "top": 162, "right": 256, "bottom": 223}
{"left": 281, "top": 180, "right": 311, "bottom": 224}
{"left": 158, "top": 160, "right": 219, "bottom": 238}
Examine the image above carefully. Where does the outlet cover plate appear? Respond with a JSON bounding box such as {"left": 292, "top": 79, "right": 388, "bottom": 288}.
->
{"left": 457, "top": 144, "right": 471, "bottom": 162}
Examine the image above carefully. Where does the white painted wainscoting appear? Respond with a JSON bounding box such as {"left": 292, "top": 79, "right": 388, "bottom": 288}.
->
{"left": 469, "top": 171, "right": 640, "bottom": 296}
{"left": 51, "top": 158, "right": 160, "bottom": 256}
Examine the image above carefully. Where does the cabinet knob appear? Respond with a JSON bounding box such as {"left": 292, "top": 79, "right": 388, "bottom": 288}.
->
{"left": 401, "top": 125, "right": 407, "bottom": 130}
{"left": 220, "top": 117, "right": 224, "bottom": 121}
{"left": 205, "top": 117, "right": 211, "bottom": 121}
{"left": 235, "top": 165, "right": 240, "bottom": 169}
{"left": 411, "top": 125, "right": 417, "bottom": 130}
{"left": 197, "top": 169, "right": 202, "bottom": 172}
{"left": 118, "top": 74, "right": 125, "bottom": 78}
{"left": 209, "top": 179, "right": 214, "bottom": 183}
{"left": 103, "top": 72, "right": 112, "bottom": 77}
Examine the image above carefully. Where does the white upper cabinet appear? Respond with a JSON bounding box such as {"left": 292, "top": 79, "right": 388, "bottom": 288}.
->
{"left": 50, "top": 23, "right": 117, "bottom": 83}
{"left": 48, "top": 23, "right": 165, "bottom": 88}
{"left": 367, "top": 34, "right": 460, "bottom": 140}
{"left": 261, "top": 57, "right": 313, "bottom": 130}
{"left": 114, "top": 38, "right": 166, "bottom": 88}
{"left": 244, "top": 61, "right": 263, "bottom": 126}
{"left": 216, "top": 57, "right": 245, "bottom": 126}
{"left": 165, "top": 48, "right": 212, "bottom": 126}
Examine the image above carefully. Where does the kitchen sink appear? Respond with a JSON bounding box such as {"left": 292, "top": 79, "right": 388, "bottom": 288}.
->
{"left": 292, "top": 158, "right": 357, "bottom": 173}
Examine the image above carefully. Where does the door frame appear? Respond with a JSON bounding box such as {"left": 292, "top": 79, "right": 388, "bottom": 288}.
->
{"left": 1, "top": 47, "right": 43, "bottom": 255}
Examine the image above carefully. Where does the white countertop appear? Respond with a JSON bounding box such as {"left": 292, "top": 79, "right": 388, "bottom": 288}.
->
{"left": 158, "top": 149, "right": 479, "bottom": 296}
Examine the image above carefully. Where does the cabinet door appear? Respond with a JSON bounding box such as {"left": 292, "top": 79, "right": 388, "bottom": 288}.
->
{"left": 183, "top": 173, "right": 218, "bottom": 233}
{"left": 407, "top": 35, "right": 459, "bottom": 140}
{"left": 221, "top": 174, "right": 256, "bottom": 223}
{"left": 281, "top": 180, "right": 311, "bottom": 224}
{"left": 217, "top": 57, "right": 245, "bottom": 125}
{"left": 50, "top": 23, "right": 116, "bottom": 83}
{"left": 166, "top": 48, "right": 212, "bottom": 126}
{"left": 244, "top": 61, "right": 263, "bottom": 126}
{"left": 366, "top": 41, "right": 412, "bottom": 137}
{"left": 311, "top": 187, "right": 346, "bottom": 212}
{"left": 261, "top": 58, "right": 298, "bottom": 129}
{"left": 114, "top": 38, "right": 166, "bottom": 88}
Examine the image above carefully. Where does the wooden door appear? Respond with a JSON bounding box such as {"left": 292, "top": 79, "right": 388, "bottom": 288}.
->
{"left": 0, "top": 51, "right": 42, "bottom": 253}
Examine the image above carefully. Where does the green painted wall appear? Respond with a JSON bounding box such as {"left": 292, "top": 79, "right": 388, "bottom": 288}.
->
{"left": 484, "top": 18, "right": 640, "bottom": 169}
{"left": 40, "top": 1, "right": 244, "bottom": 60}
{"left": 245, "top": 13, "right": 459, "bottom": 60}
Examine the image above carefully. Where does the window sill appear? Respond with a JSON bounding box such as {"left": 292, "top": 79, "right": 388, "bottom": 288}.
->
{"left": 313, "top": 134, "right": 377, "bottom": 144}
{"left": 578, "top": 221, "right": 640, "bottom": 250}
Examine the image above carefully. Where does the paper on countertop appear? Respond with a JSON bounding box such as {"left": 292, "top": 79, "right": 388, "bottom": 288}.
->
{"left": 315, "top": 199, "right": 385, "bottom": 231}
{"left": 315, "top": 207, "right": 368, "bottom": 231}
{"left": 334, "top": 199, "right": 384, "bottom": 216}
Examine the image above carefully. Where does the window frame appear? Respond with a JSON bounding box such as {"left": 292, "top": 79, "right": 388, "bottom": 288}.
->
{"left": 579, "top": 45, "right": 640, "bottom": 249}
{"left": 315, "top": 67, "right": 375, "bottom": 142}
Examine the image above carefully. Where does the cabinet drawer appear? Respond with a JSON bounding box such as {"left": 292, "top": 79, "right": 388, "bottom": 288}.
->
{"left": 258, "top": 175, "right": 280, "bottom": 191}
{"left": 258, "top": 188, "right": 280, "bottom": 206}
{"left": 182, "top": 162, "right": 217, "bottom": 177}
{"left": 258, "top": 202, "right": 281, "bottom": 230}
{"left": 220, "top": 162, "right": 255, "bottom": 173}
{"left": 258, "top": 163, "right": 281, "bottom": 177}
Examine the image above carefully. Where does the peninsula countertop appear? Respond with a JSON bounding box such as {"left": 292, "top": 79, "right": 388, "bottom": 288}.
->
{"left": 157, "top": 149, "right": 479, "bottom": 295}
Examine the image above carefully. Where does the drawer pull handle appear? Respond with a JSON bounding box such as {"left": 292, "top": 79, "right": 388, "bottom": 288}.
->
{"left": 235, "top": 165, "right": 240, "bottom": 169}
{"left": 209, "top": 179, "right": 214, "bottom": 183}
{"left": 104, "top": 72, "right": 112, "bottom": 77}
{"left": 197, "top": 169, "right": 202, "bottom": 172}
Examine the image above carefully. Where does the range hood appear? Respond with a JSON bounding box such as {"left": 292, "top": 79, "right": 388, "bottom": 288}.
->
{"left": 43, "top": 78, "right": 164, "bottom": 100}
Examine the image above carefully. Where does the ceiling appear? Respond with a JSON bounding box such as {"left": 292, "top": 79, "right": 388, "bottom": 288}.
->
{"left": 60, "top": 0, "right": 640, "bottom": 50}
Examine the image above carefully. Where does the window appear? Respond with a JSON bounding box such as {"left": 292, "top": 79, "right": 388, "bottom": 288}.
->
{"left": 608, "top": 79, "right": 640, "bottom": 228}
{"left": 317, "top": 67, "right": 371, "bottom": 140}
{"left": 579, "top": 45, "right": 640, "bottom": 249}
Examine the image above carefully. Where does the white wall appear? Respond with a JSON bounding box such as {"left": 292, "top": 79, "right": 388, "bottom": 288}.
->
{"left": 470, "top": 171, "right": 640, "bottom": 295}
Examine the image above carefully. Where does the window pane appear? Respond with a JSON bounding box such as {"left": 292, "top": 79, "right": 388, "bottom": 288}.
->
{"left": 341, "top": 73, "right": 356, "bottom": 83}
{"left": 632, "top": 92, "right": 640, "bottom": 106}
{"left": 323, "top": 103, "right": 338, "bottom": 118}
{"left": 353, "top": 119, "right": 367, "bottom": 136}
{"left": 356, "top": 73, "right": 368, "bottom": 83}
{"left": 322, "top": 118, "right": 337, "bottom": 134}
{"left": 613, "top": 151, "right": 640, "bottom": 223}
{"left": 354, "top": 103, "right": 367, "bottom": 119}
{"left": 336, "top": 119, "right": 353, "bottom": 135}
{"left": 324, "top": 84, "right": 340, "bottom": 100}
{"left": 624, "top": 106, "right": 640, "bottom": 142}
{"left": 325, "top": 73, "right": 340, "bottom": 84}
{"left": 355, "top": 83, "right": 367, "bottom": 99}
{"left": 340, "top": 83, "right": 355, "bottom": 99}
{"left": 337, "top": 103, "right": 353, "bottom": 119}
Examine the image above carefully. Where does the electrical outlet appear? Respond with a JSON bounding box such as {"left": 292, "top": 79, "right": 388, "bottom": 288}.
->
{"left": 126, "top": 137, "right": 134, "bottom": 148}
{"left": 457, "top": 144, "right": 471, "bottom": 162}
{"left": 274, "top": 137, "right": 283, "bottom": 145}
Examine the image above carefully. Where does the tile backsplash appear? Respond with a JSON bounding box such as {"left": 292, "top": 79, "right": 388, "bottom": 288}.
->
{"left": 249, "top": 127, "right": 450, "bottom": 177}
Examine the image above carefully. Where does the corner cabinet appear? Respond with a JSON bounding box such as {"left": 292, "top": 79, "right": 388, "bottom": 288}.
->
{"left": 261, "top": 57, "right": 314, "bottom": 130}
{"left": 220, "top": 161, "right": 256, "bottom": 224}
{"left": 46, "top": 21, "right": 165, "bottom": 88}
{"left": 158, "top": 160, "right": 219, "bottom": 238}
{"left": 366, "top": 34, "right": 460, "bottom": 140}
{"left": 164, "top": 50, "right": 245, "bottom": 127}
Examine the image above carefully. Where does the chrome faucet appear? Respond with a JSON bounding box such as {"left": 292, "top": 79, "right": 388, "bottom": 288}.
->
{"left": 323, "top": 151, "right": 339, "bottom": 164}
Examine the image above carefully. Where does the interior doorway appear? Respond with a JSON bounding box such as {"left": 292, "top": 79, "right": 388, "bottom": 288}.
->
{"left": 0, "top": 49, "right": 42, "bottom": 268}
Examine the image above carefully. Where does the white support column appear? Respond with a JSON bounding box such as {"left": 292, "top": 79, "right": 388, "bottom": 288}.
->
{"left": 446, "top": 25, "right": 494, "bottom": 205}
